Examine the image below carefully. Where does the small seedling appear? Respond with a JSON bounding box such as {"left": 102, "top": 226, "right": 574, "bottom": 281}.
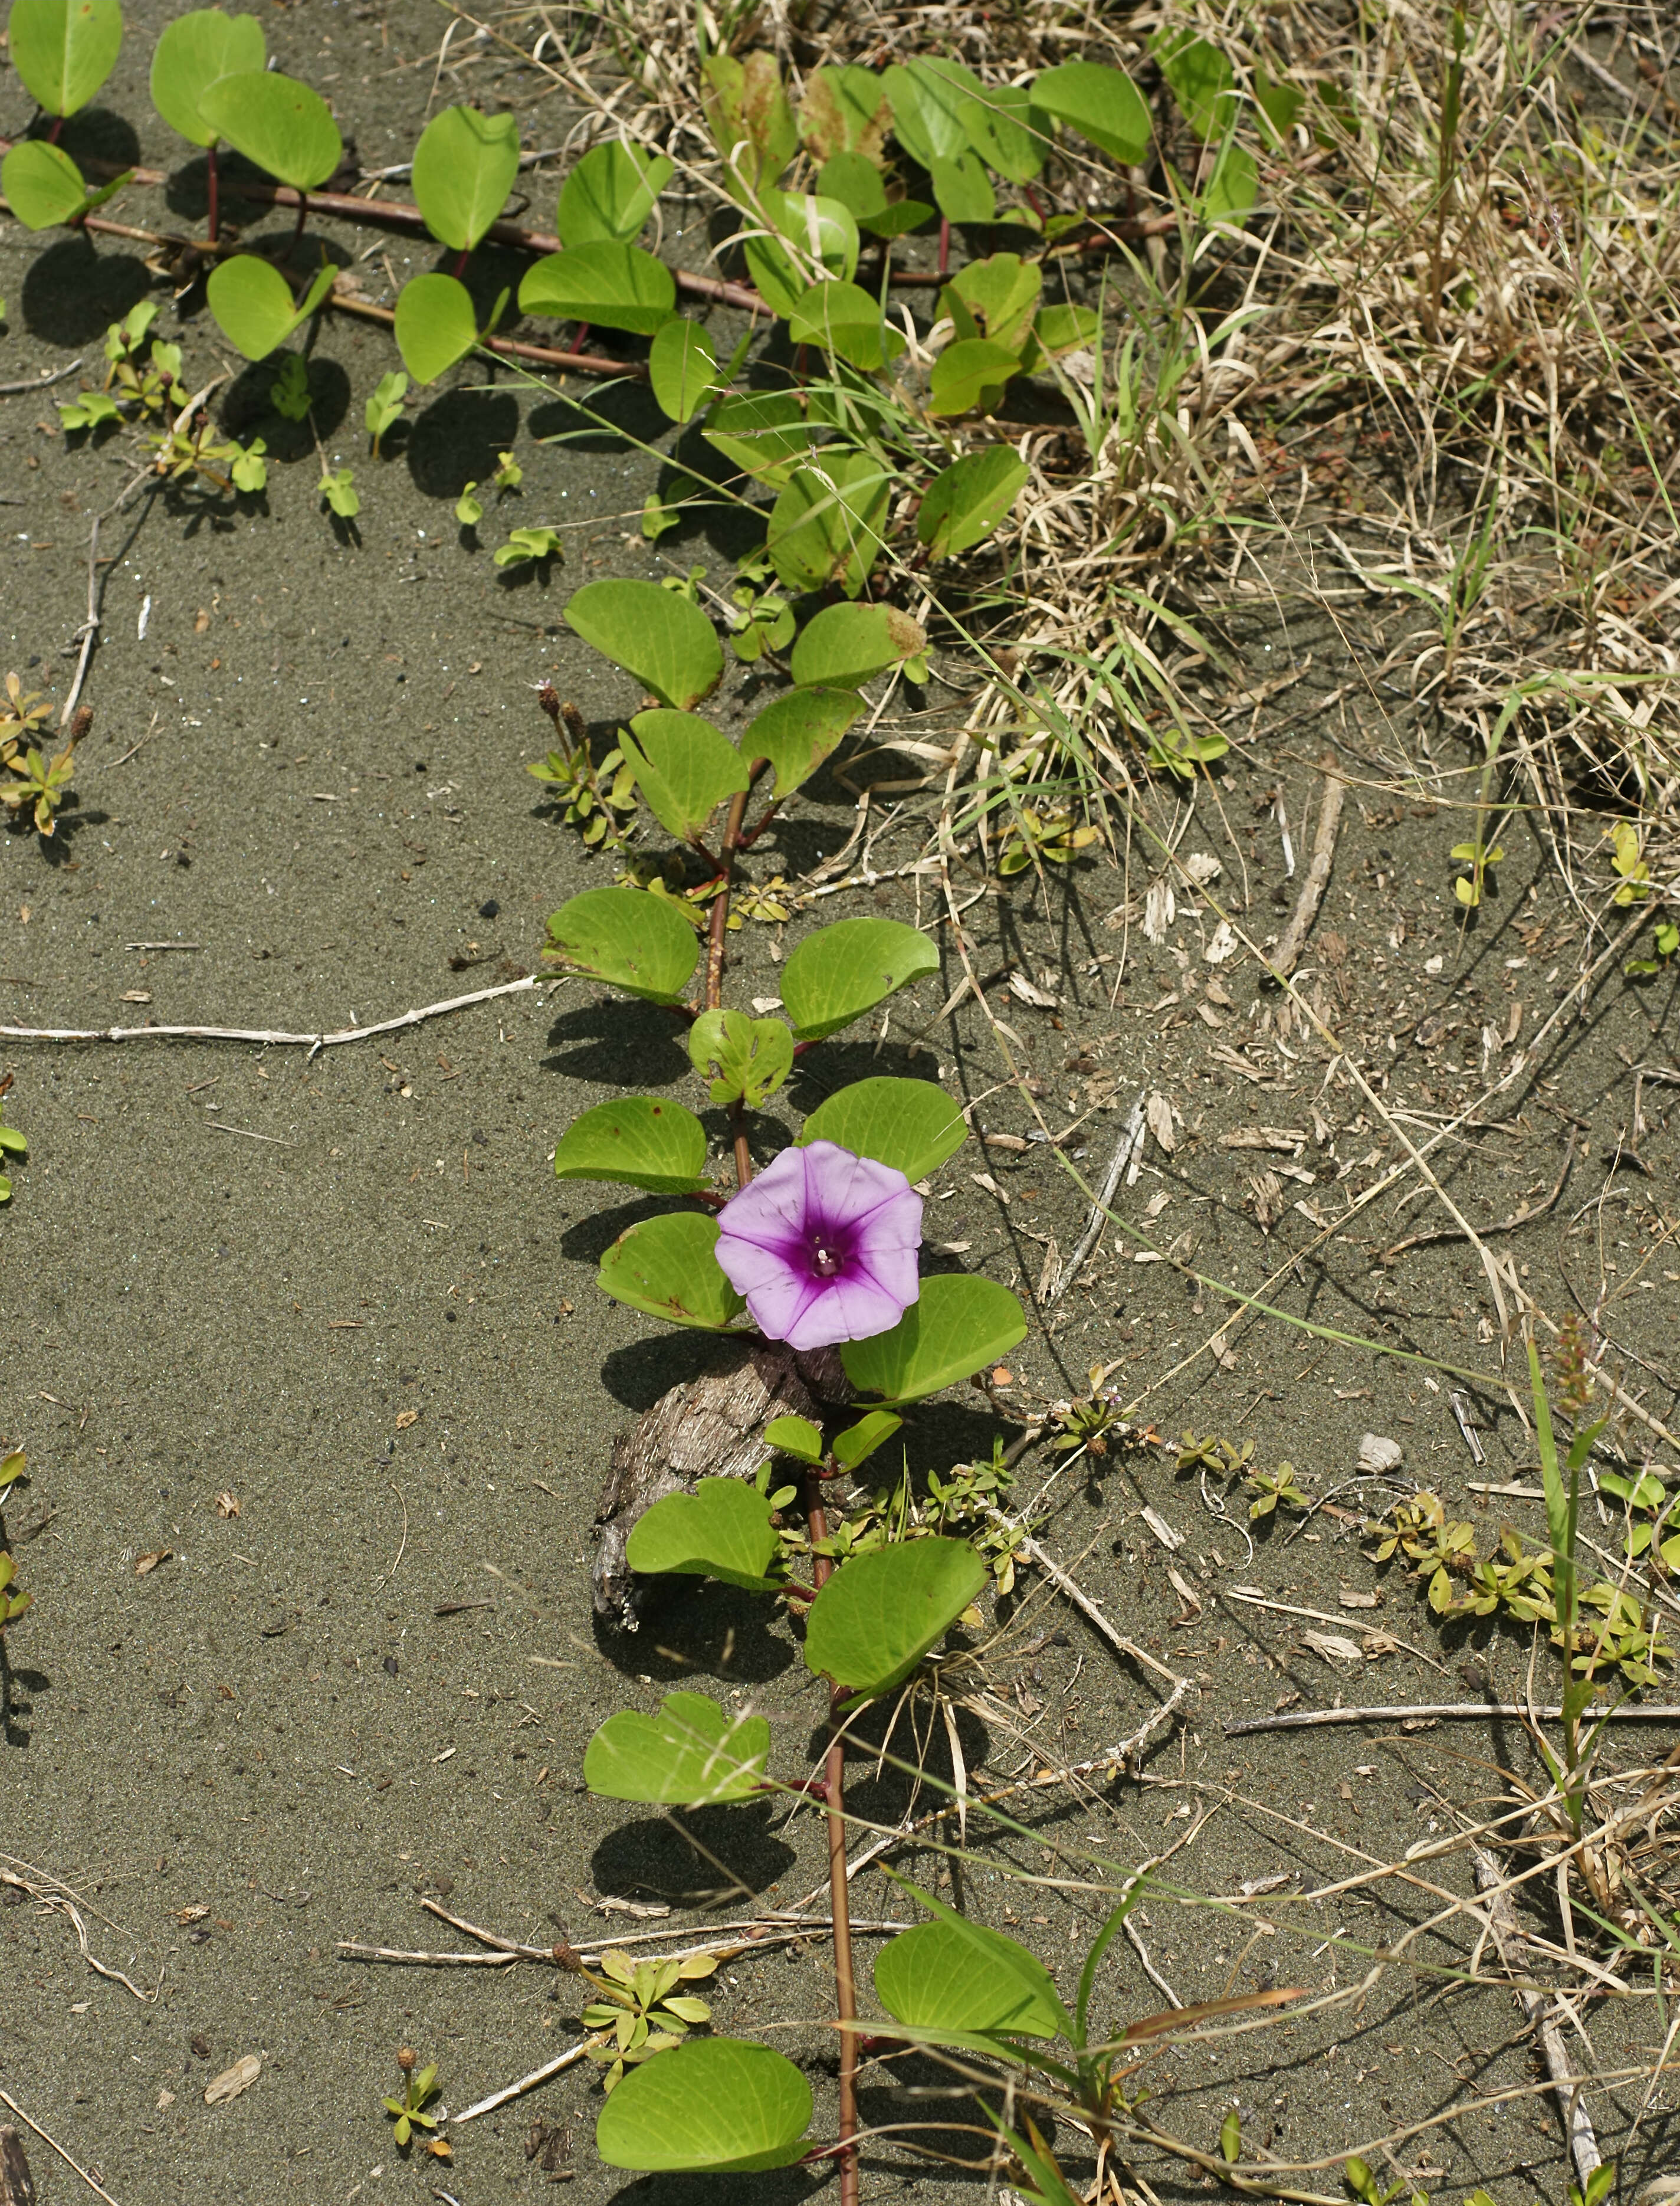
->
{"left": 319, "top": 466, "right": 359, "bottom": 519}
{"left": 58, "top": 387, "right": 123, "bottom": 432}
{"left": 0, "top": 1089, "right": 24, "bottom": 1204}
{"left": 457, "top": 449, "right": 523, "bottom": 527}
{"left": 270, "top": 352, "right": 311, "bottom": 421}
{"left": 1245, "top": 1461, "right": 1311, "bottom": 1521}
{"left": 996, "top": 804, "right": 1101, "bottom": 876}
{"left": 0, "top": 1450, "right": 29, "bottom": 1629}
{"left": 382, "top": 2047, "right": 447, "bottom": 2155}
{"left": 1052, "top": 1371, "right": 1136, "bottom": 1458}
{"left": 1449, "top": 828, "right": 1504, "bottom": 907}
{"left": 527, "top": 687, "right": 636, "bottom": 850}
{"left": 3, "top": 726, "right": 78, "bottom": 837}
{"left": 1625, "top": 919, "right": 1678, "bottom": 977}
{"left": 494, "top": 526, "right": 563, "bottom": 569}
{"left": 1607, "top": 820, "right": 1650, "bottom": 904}
{"left": 0, "top": 674, "right": 52, "bottom": 763}
{"left": 577, "top": 1948, "right": 716, "bottom": 2092}
{"left": 364, "top": 369, "right": 408, "bottom": 455}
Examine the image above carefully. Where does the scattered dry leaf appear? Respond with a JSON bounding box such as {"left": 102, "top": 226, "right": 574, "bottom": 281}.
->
{"left": 1338, "top": 1587, "right": 1380, "bottom": 1610}
{"left": 119, "top": 989, "right": 152, "bottom": 1005}
{"left": 1166, "top": 1565, "right": 1203, "bottom": 1621}
{"left": 1143, "top": 878, "right": 1175, "bottom": 943}
{"left": 1203, "top": 919, "right": 1239, "bottom": 963}
{"left": 204, "top": 2054, "right": 261, "bottom": 2105}
{"left": 395, "top": 1408, "right": 421, "bottom": 1431}
{"left": 215, "top": 1491, "right": 239, "bottom": 1518}
{"left": 1302, "top": 1629, "right": 1366, "bottom": 1665}
{"left": 134, "top": 1549, "right": 172, "bottom": 1578}
{"left": 1146, "top": 1093, "right": 1176, "bottom": 1154}
{"left": 175, "top": 1903, "right": 211, "bottom": 1926}
{"left": 1007, "top": 970, "right": 1058, "bottom": 1008}
{"left": 1141, "top": 1505, "right": 1184, "bottom": 1552}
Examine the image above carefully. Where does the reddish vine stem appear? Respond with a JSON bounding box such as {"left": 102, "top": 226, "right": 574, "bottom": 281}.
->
{"left": 706, "top": 776, "right": 858, "bottom": 2205}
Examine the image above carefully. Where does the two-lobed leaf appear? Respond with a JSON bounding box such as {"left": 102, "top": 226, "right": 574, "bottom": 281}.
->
{"left": 545, "top": 884, "right": 700, "bottom": 1004}
{"left": 519, "top": 242, "right": 675, "bottom": 335}
{"left": 557, "top": 139, "right": 673, "bottom": 246}
{"left": 392, "top": 271, "right": 480, "bottom": 383}
{"left": 917, "top": 447, "right": 1028, "bottom": 562}
{"left": 688, "top": 1009, "right": 793, "bottom": 1109}
{"left": 1, "top": 139, "right": 88, "bottom": 228}
{"left": 789, "top": 602, "right": 925, "bottom": 688}
{"left": 803, "top": 1538, "right": 987, "bottom": 1696}
{"left": 841, "top": 1274, "right": 1026, "bottom": 1402}
{"left": 584, "top": 1690, "right": 770, "bottom": 1804}
{"left": 565, "top": 579, "right": 723, "bottom": 710}
{"left": 786, "top": 280, "right": 904, "bottom": 372}
{"left": 940, "top": 253, "right": 1040, "bottom": 352}
{"left": 150, "top": 8, "right": 265, "bottom": 146}
{"left": 410, "top": 105, "right": 520, "bottom": 251}
{"left": 648, "top": 319, "right": 720, "bottom": 424}
{"left": 9, "top": 0, "right": 122, "bottom": 117}
{"left": 1031, "top": 60, "right": 1153, "bottom": 165}
{"left": 553, "top": 1096, "right": 708, "bottom": 1195}
{"left": 598, "top": 1212, "right": 745, "bottom": 1331}
{"left": 703, "top": 389, "right": 831, "bottom": 488}
{"left": 743, "top": 686, "right": 861, "bottom": 795}
{"left": 766, "top": 450, "right": 891, "bottom": 598}
{"left": 206, "top": 254, "right": 335, "bottom": 361}
{"left": 928, "top": 336, "right": 1019, "bottom": 418}
{"left": 626, "top": 1477, "right": 781, "bottom": 1591}
{"left": 197, "top": 70, "right": 344, "bottom": 192}
{"left": 780, "top": 916, "right": 938, "bottom": 1041}
{"left": 620, "top": 709, "right": 749, "bottom": 843}
{"left": 596, "top": 2037, "right": 812, "bottom": 2172}
{"left": 876, "top": 1910, "right": 1067, "bottom": 2038}
{"left": 800, "top": 1076, "right": 965, "bottom": 1182}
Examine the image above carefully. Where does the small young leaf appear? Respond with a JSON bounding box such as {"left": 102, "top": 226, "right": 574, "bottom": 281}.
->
{"left": 766, "top": 450, "right": 891, "bottom": 598}
{"left": 410, "top": 104, "right": 520, "bottom": 252}
{"left": 1218, "top": 2109, "right": 1241, "bottom": 2164}
{"left": 800, "top": 1076, "right": 966, "bottom": 1182}
{"left": 319, "top": 465, "right": 358, "bottom": 519}
{"left": 519, "top": 242, "right": 676, "bottom": 335}
{"left": 565, "top": 579, "right": 723, "bottom": 710}
{"left": 150, "top": 8, "right": 267, "bottom": 147}
{"left": 365, "top": 368, "right": 408, "bottom": 450}
{"left": 789, "top": 602, "right": 926, "bottom": 689}
{"left": 688, "top": 1008, "right": 793, "bottom": 1108}
{"left": 928, "top": 337, "right": 1021, "bottom": 418}
{"left": 831, "top": 1409, "right": 902, "bottom": 1471}
{"left": 197, "top": 70, "right": 344, "bottom": 193}
{"left": 803, "top": 1538, "right": 987, "bottom": 1695}
{"left": 545, "top": 884, "right": 701, "bottom": 1004}
{"left": 626, "top": 1477, "right": 781, "bottom": 1590}
{"left": 764, "top": 1414, "right": 823, "bottom": 1463}
{"left": 742, "top": 685, "right": 860, "bottom": 795}
{"left": 553, "top": 1096, "right": 708, "bottom": 1195}
{"left": 648, "top": 319, "right": 720, "bottom": 424}
{"left": 1031, "top": 60, "right": 1153, "bottom": 165}
{"left": 493, "top": 525, "right": 562, "bottom": 568}
{"left": 619, "top": 709, "right": 749, "bottom": 843}
{"left": 393, "top": 271, "right": 481, "bottom": 383}
{"left": 557, "top": 140, "right": 674, "bottom": 246}
{"left": 841, "top": 1274, "right": 1027, "bottom": 1402}
{"left": 598, "top": 1212, "right": 746, "bottom": 1331}
{"left": 584, "top": 1691, "right": 771, "bottom": 1804}
{"left": 875, "top": 1913, "right": 1065, "bottom": 2038}
{"left": 780, "top": 916, "right": 939, "bottom": 1042}
{"left": 9, "top": 0, "right": 123, "bottom": 118}
{"left": 596, "top": 2037, "right": 812, "bottom": 2172}
{"left": 0, "top": 139, "right": 90, "bottom": 228}
{"left": 917, "top": 447, "right": 1028, "bottom": 562}
{"left": 786, "top": 280, "right": 905, "bottom": 372}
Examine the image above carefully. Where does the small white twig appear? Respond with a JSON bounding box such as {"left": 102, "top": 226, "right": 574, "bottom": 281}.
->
{"left": 0, "top": 973, "right": 542, "bottom": 1051}
{"left": 1046, "top": 1096, "right": 1146, "bottom": 1305}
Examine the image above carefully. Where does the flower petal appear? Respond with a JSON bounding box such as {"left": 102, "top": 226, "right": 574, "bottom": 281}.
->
{"left": 789, "top": 1271, "right": 907, "bottom": 1349}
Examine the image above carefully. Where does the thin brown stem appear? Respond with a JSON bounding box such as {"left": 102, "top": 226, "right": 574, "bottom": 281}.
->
{"left": 706, "top": 788, "right": 751, "bottom": 1015}
{"left": 805, "top": 1474, "right": 859, "bottom": 2206}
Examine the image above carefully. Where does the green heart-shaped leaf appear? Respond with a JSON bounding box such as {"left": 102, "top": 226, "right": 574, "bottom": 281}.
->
{"left": 150, "top": 8, "right": 266, "bottom": 146}
{"left": 519, "top": 241, "right": 676, "bottom": 335}
{"left": 621, "top": 709, "right": 749, "bottom": 843}
{"left": 703, "top": 389, "right": 830, "bottom": 487}
{"left": 928, "top": 336, "right": 1020, "bottom": 418}
{"left": 875, "top": 1914, "right": 1067, "bottom": 2039}
{"left": 788, "top": 602, "right": 925, "bottom": 689}
{"left": 743, "top": 685, "right": 861, "bottom": 796}
{"left": 545, "top": 884, "right": 700, "bottom": 1004}
{"left": 9, "top": 0, "right": 122, "bottom": 117}
{"left": 799, "top": 1076, "right": 964, "bottom": 1182}
{"left": 1152, "top": 28, "right": 1236, "bottom": 141}
{"left": 596, "top": 2038, "right": 812, "bottom": 2172}
{"left": 688, "top": 1008, "right": 793, "bottom": 1108}
{"left": 786, "top": 280, "right": 905, "bottom": 372}
{"left": 840, "top": 1274, "right": 1026, "bottom": 1402}
{"left": 206, "top": 254, "right": 334, "bottom": 361}
{"left": 197, "top": 70, "right": 344, "bottom": 192}
{"left": 780, "top": 916, "right": 938, "bottom": 1041}
{"left": 916, "top": 447, "right": 1028, "bottom": 562}
{"left": 765, "top": 1414, "right": 823, "bottom": 1463}
{"left": 814, "top": 150, "right": 887, "bottom": 219}
{"left": 648, "top": 317, "right": 720, "bottom": 424}
{"left": 557, "top": 139, "right": 674, "bottom": 246}
{"left": 553, "top": 1096, "right": 708, "bottom": 1195}
{"left": 766, "top": 449, "right": 891, "bottom": 598}
{"left": 392, "top": 271, "right": 481, "bottom": 383}
{"left": 1031, "top": 60, "right": 1153, "bottom": 166}
{"left": 831, "top": 1409, "right": 902, "bottom": 1471}
{"left": 584, "top": 1690, "right": 770, "bottom": 1804}
{"left": 927, "top": 152, "right": 995, "bottom": 224}
{"left": 410, "top": 104, "right": 520, "bottom": 251}
{"left": 959, "top": 81, "right": 1046, "bottom": 183}
{"left": 940, "top": 253, "right": 1040, "bottom": 353}
{"left": 0, "top": 139, "right": 88, "bottom": 228}
{"left": 564, "top": 579, "right": 723, "bottom": 710}
{"left": 803, "top": 1538, "right": 987, "bottom": 1696}
{"left": 598, "top": 1212, "right": 746, "bottom": 1330}
{"left": 626, "top": 1477, "right": 781, "bottom": 1590}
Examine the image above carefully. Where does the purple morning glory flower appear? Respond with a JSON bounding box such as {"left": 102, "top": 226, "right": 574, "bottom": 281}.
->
{"left": 714, "top": 1139, "right": 922, "bottom": 1352}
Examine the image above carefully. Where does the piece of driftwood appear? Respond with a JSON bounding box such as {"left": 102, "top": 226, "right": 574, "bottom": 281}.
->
{"left": 1270, "top": 756, "right": 1345, "bottom": 978}
{"left": 0, "top": 2127, "right": 35, "bottom": 2206}
{"left": 593, "top": 1343, "right": 848, "bottom": 1628}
